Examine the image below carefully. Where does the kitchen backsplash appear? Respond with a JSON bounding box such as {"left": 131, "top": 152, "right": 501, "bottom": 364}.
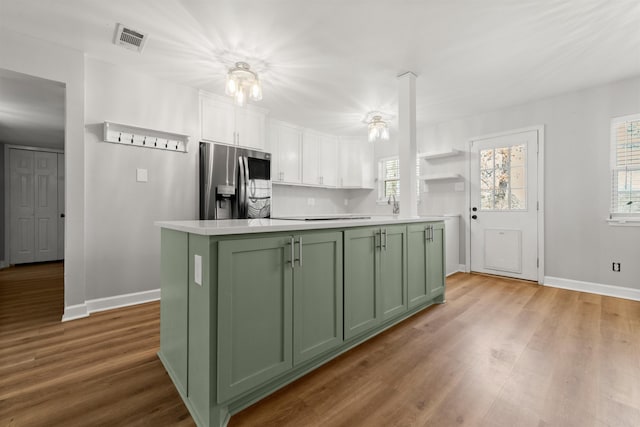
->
{"left": 271, "top": 185, "right": 350, "bottom": 216}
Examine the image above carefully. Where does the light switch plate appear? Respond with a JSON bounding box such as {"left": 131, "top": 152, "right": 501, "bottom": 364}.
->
{"left": 136, "top": 168, "right": 148, "bottom": 182}
{"left": 194, "top": 255, "right": 202, "bottom": 286}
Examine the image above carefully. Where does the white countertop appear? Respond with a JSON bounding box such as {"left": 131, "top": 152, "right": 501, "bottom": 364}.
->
{"left": 155, "top": 215, "right": 449, "bottom": 236}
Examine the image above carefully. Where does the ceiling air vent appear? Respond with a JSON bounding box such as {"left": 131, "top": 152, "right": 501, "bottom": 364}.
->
{"left": 114, "top": 23, "right": 147, "bottom": 53}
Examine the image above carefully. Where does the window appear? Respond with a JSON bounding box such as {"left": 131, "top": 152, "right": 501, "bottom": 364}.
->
{"left": 378, "top": 157, "right": 420, "bottom": 202}
{"left": 611, "top": 114, "right": 640, "bottom": 218}
{"left": 479, "top": 144, "right": 527, "bottom": 211}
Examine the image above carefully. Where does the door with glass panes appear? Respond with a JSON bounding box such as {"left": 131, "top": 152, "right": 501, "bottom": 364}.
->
{"left": 469, "top": 130, "right": 539, "bottom": 281}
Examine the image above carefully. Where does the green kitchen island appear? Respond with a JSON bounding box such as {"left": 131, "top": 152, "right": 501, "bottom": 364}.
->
{"left": 155, "top": 216, "right": 446, "bottom": 427}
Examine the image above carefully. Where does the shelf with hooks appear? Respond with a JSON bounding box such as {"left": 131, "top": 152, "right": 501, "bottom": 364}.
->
{"left": 419, "top": 149, "right": 463, "bottom": 160}
{"left": 103, "top": 121, "right": 189, "bottom": 153}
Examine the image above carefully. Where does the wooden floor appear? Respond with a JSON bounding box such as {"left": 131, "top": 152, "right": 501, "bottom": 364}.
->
{"left": 2, "top": 264, "right": 639, "bottom": 426}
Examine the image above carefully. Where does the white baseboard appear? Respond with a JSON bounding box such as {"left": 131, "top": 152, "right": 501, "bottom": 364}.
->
{"left": 544, "top": 276, "right": 640, "bottom": 302}
{"left": 62, "top": 303, "right": 89, "bottom": 322}
{"left": 62, "top": 289, "right": 161, "bottom": 322}
{"left": 446, "top": 265, "right": 467, "bottom": 277}
{"left": 0, "top": 260, "right": 8, "bottom": 270}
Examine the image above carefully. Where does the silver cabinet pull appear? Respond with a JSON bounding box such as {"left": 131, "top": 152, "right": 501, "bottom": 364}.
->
{"left": 425, "top": 226, "right": 429, "bottom": 241}
{"left": 375, "top": 230, "right": 381, "bottom": 250}
{"left": 382, "top": 228, "right": 387, "bottom": 251}
{"left": 288, "top": 236, "right": 295, "bottom": 268}
{"left": 297, "top": 236, "right": 303, "bottom": 267}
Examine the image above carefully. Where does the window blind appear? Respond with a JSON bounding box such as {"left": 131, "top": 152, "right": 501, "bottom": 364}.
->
{"left": 611, "top": 115, "right": 640, "bottom": 215}
{"left": 379, "top": 157, "right": 421, "bottom": 200}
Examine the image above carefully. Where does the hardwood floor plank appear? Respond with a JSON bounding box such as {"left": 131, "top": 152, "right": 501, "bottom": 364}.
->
{"left": 2, "top": 264, "right": 639, "bottom": 426}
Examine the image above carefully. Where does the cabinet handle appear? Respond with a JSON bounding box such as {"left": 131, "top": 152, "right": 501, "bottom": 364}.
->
{"left": 288, "top": 236, "right": 295, "bottom": 269}
{"left": 375, "top": 230, "right": 381, "bottom": 250}
{"left": 297, "top": 236, "right": 303, "bottom": 267}
{"left": 382, "top": 228, "right": 387, "bottom": 251}
{"left": 425, "top": 227, "right": 429, "bottom": 241}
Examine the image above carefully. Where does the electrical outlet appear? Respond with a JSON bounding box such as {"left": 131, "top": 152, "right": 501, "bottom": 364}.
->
{"left": 612, "top": 262, "right": 621, "bottom": 272}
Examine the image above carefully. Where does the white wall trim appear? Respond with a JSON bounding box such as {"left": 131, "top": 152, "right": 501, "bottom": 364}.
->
{"left": 446, "top": 265, "right": 468, "bottom": 277}
{"left": 544, "top": 276, "right": 640, "bottom": 302}
{"left": 62, "top": 288, "right": 160, "bottom": 322}
{"left": 62, "top": 303, "right": 89, "bottom": 322}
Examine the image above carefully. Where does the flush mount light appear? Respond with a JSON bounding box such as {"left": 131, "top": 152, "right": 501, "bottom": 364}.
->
{"left": 225, "top": 62, "right": 262, "bottom": 107}
{"left": 363, "top": 111, "right": 393, "bottom": 142}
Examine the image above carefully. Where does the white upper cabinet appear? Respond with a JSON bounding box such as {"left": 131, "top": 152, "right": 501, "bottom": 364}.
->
{"left": 302, "top": 131, "right": 320, "bottom": 185}
{"left": 270, "top": 120, "right": 302, "bottom": 184}
{"left": 302, "top": 131, "right": 338, "bottom": 187}
{"left": 318, "top": 134, "right": 338, "bottom": 187}
{"left": 338, "top": 137, "right": 374, "bottom": 189}
{"left": 200, "top": 92, "right": 266, "bottom": 151}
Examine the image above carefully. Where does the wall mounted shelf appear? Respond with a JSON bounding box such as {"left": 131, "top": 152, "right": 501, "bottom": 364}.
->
{"left": 419, "top": 149, "right": 462, "bottom": 160}
{"left": 103, "top": 121, "right": 189, "bottom": 153}
{"left": 420, "top": 173, "right": 463, "bottom": 182}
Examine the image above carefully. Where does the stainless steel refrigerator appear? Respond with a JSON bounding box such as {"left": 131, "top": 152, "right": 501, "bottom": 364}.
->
{"left": 199, "top": 142, "right": 272, "bottom": 219}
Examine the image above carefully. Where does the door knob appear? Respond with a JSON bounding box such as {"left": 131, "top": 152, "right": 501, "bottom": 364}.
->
{"left": 60, "top": 213, "right": 65, "bottom": 218}
{"left": 472, "top": 207, "right": 477, "bottom": 212}
{"left": 471, "top": 215, "right": 477, "bottom": 220}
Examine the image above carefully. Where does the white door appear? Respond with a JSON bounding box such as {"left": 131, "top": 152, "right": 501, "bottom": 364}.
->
{"left": 318, "top": 135, "right": 338, "bottom": 187}
{"left": 301, "top": 131, "right": 320, "bottom": 185}
{"left": 34, "top": 151, "right": 58, "bottom": 262}
{"left": 469, "top": 130, "right": 539, "bottom": 281}
{"left": 235, "top": 107, "right": 265, "bottom": 151}
{"left": 10, "top": 149, "right": 36, "bottom": 264}
{"left": 57, "top": 153, "right": 65, "bottom": 260}
{"left": 201, "top": 97, "right": 235, "bottom": 145}
{"left": 275, "top": 124, "right": 302, "bottom": 184}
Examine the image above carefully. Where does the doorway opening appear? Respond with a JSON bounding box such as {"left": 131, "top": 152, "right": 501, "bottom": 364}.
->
{"left": 1, "top": 68, "right": 66, "bottom": 318}
{"left": 466, "top": 126, "right": 545, "bottom": 283}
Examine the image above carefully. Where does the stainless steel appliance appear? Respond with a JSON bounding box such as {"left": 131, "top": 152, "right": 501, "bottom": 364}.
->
{"left": 200, "top": 142, "right": 271, "bottom": 219}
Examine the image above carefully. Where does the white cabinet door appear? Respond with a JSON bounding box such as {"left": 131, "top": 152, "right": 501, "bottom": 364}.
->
{"left": 236, "top": 107, "right": 266, "bottom": 151}
{"left": 318, "top": 135, "right": 338, "bottom": 187}
{"left": 338, "top": 139, "right": 361, "bottom": 187}
{"left": 272, "top": 123, "right": 302, "bottom": 184}
{"left": 201, "top": 97, "right": 235, "bottom": 145}
{"left": 359, "top": 141, "right": 375, "bottom": 189}
{"left": 302, "top": 131, "right": 320, "bottom": 185}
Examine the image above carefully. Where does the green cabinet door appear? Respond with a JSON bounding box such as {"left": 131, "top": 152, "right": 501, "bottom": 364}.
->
{"left": 427, "top": 222, "right": 446, "bottom": 299}
{"left": 159, "top": 229, "right": 189, "bottom": 396}
{"left": 380, "top": 225, "right": 408, "bottom": 321}
{"left": 344, "top": 227, "right": 381, "bottom": 340}
{"left": 293, "top": 231, "right": 343, "bottom": 365}
{"left": 217, "top": 235, "right": 294, "bottom": 403}
{"left": 407, "top": 223, "right": 430, "bottom": 309}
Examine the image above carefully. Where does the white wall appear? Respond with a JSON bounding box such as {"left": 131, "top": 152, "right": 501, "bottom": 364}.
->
{"left": 355, "top": 76, "right": 640, "bottom": 291}
{"left": 0, "top": 28, "right": 86, "bottom": 311}
{"left": 84, "top": 58, "right": 199, "bottom": 300}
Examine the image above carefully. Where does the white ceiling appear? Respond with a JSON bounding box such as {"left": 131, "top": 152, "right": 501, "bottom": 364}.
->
{"left": 0, "top": 69, "right": 65, "bottom": 149}
{"left": 1, "top": 0, "right": 639, "bottom": 137}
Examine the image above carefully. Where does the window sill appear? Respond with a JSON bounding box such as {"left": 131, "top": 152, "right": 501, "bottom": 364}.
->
{"left": 606, "top": 218, "right": 640, "bottom": 227}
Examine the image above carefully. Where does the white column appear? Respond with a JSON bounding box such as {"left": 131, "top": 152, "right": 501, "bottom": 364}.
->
{"left": 398, "top": 71, "right": 417, "bottom": 217}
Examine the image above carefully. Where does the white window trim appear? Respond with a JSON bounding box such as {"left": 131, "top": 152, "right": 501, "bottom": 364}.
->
{"left": 609, "top": 113, "right": 640, "bottom": 224}
{"left": 376, "top": 156, "right": 421, "bottom": 204}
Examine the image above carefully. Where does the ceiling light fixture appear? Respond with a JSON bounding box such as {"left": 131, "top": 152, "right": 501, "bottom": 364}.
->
{"left": 367, "top": 114, "right": 390, "bottom": 142}
{"left": 225, "top": 62, "right": 262, "bottom": 107}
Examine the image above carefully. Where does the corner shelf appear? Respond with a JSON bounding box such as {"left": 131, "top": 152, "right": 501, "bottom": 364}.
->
{"left": 103, "top": 121, "right": 190, "bottom": 153}
{"left": 420, "top": 173, "right": 463, "bottom": 182}
{"left": 419, "top": 149, "right": 462, "bottom": 160}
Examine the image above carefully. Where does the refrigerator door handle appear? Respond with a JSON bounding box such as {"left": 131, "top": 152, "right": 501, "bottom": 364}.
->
{"left": 243, "top": 155, "right": 250, "bottom": 216}
{"left": 238, "top": 156, "right": 246, "bottom": 218}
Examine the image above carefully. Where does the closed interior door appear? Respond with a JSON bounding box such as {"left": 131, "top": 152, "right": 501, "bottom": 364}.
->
{"left": 57, "top": 154, "right": 65, "bottom": 260}
{"left": 34, "top": 151, "right": 58, "bottom": 262}
{"left": 469, "top": 130, "right": 539, "bottom": 281}
{"left": 10, "top": 149, "right": 36, "bottom": 264}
